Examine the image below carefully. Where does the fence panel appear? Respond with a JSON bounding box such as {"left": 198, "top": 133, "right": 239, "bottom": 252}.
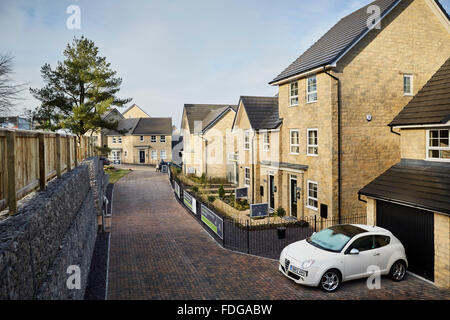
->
{"left": 0, "top": 129, "right": 95, "bottom": 215}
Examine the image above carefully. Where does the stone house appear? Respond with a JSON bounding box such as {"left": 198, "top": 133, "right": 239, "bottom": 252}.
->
{"left": 105, "top": 117, "right": 173, "bottom": 165}
{"left": 122, "top": 104, "right": 151, "bottom": 119}
{"left": 181, "top": 104, "right": 236, "bottom": 178}
{"left": 267, "top": 0, "right": 450, "bottom": 221}
{"left": 230, "top": 96, "right": 282, "bottom": 205}
{"left": 359, "top": 56, "right": 450, "bottom": 288}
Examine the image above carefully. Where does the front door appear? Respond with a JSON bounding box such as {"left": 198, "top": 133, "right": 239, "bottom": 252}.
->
{"left": 269, "top": 175, "right": 275, "bottom": 210}
{"left": 139, "top": 150, "right": 145, "bottom": 164}
{"left": 290, "top": 178, "right": 298, "bottom": 218}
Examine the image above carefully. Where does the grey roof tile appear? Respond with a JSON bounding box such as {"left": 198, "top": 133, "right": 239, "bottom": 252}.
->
{"left": 270, "top": 0, "right": 401, "bottom": 84}
{"left": 133, "top": 117, "right": 172, "bottom": 135}
{"left": 359, "top": 159, "right": 450, "bottom": 215}
{"left": 240, "top": 96, "right": 282, "bottom": 130}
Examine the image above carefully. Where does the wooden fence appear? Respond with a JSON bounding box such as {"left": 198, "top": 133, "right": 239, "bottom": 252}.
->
{"left": 0, "top": 129, "right": 96, "bottom": 215}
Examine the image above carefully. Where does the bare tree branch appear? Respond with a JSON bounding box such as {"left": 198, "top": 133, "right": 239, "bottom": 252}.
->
{"left": 0, "top": 54, "right": 26, "bottom": 115}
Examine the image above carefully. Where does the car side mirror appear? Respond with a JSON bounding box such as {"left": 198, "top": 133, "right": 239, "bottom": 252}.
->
{"left": 350, "top": 248, "right": 359, "bottom": 255}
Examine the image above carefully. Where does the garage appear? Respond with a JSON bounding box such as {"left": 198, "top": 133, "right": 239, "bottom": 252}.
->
{"left": 376, "top": 200, "right": 434, "bottom": 281}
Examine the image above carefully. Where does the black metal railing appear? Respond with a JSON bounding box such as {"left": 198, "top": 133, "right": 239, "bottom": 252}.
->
{"left": 169, "top": 172, "right": 367, "bottom": 260}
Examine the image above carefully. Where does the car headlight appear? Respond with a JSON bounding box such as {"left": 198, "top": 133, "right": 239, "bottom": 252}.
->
{"left": 301, "top": 259, "right": 315, "bottom": 269}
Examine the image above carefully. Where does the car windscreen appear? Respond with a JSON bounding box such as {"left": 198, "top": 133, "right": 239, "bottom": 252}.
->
{"left": 307, "top": 225, "right": 367, "bottom": 252}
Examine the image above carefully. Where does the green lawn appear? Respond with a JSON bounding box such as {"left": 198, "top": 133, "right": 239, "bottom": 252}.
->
{"left": 105, "top": 167, "right": 131, "bottom": 184}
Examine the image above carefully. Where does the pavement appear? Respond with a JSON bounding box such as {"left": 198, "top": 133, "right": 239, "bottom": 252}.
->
{"left": 107, "top": 170, "right": 450, "bottom": 300}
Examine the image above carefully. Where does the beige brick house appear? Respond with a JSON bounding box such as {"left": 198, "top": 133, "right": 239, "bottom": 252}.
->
{"left": 122, "top": 104, "right": 151, "bottom": 119}
{"left": 181, "top": 104, "right": 236, "bottom": 178}
{"left": 89, "top": 108, "right": 124, "bottom": 151}
{"left": 231, "top": 96, "right": 282, "bottom": 205}
{"left": 106, "top": 117, "right": 173, "bottom": 165}
{"left": 268, "top": 0, "right": 450, "bottom": 221}
{"left": 360, "top": 57, "right": 450, "bottom": 288}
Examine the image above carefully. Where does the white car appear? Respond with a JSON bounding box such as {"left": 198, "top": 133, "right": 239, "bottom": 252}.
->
{"left": 279, "top": 224, "right": 408, "bottom": 292}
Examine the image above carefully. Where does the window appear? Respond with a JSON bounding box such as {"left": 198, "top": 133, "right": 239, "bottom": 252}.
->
{"left": 374, "top": 235, "right": 390, "bottom": 248}
{"left": 140, "top": 136, "right": 144, "bottom": 142}
{"left": 124, "top": 151, "right": 127, "bottom": 157}
{"left": 307, "top": 129, "right": 318, "bottom": 156}
{"left": 403, "top": 74, "right": 413, "bottom": 96}
{"left": 245, "top": 167, "right": 250, "bottom": 186}
{"left": 290, "top": 81, "right": 299, "bottom": 106}
{"left": 112, "top": 137, "right": 116, "bottom": 144}
{"left": 307, "top": 181, "right": 318, "bottom": 210}
{"left": 244, "top": 130, "right": 250, "bottom": 150}
{"left": 307, "top": 75, "right": 317, "bottom": 102}
{"left": 151, "top": 150, "right": 157, "bottom": 160}
{"left": 347, "top": 236, "right": 376, "bottom": 253}
{"left": 160, "top": 135, "right": 166, "bottom": 143}
{"left": 151, "top": 135, "right": 156, "bottom": 143}
{"left": 428, "top": 129, "right": 450, "bottom": 160}
{"left": 160, "top": 150, "right": 166, "bottom": 159}
{"left": 118, "top": 137, "right": 122, "bottom": 144}
{"left": 262, "top": 132, "right": 270, "bottom": 151}
{"left": 290, "top": 130, "right": 299, "bottom": 154}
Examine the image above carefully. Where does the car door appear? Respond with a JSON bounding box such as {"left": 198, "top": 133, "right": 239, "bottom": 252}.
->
{"left": 373, "top": 235, "right": 391, "bottom": 273}
{"left": 343, "top": 235, "right": 379, "bottom": 280}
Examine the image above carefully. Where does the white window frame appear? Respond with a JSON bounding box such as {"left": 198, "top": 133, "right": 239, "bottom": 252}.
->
{"left": 290, "top": 129, "right": 299, "bottom": 154}
{"left": 262, "top": 131, "right": 270, "bottom": 152}
{"left": 124, "top": 151, "right": 127, "bottom": 157}
{"left": 160, "top": 149, "right": 166, "bottom": 159}
{"left": 307, "top": 180, "right": 318, "bottom": 211}
{"left": 426, "top": 129, "right": 450, "bottom": 162}
{"left": 244, "top": 167, "right": 251, "bottom": 186}
{"left": 118, "top": 136, "right": 122, "bottom": 144}
{"left": 151, "top": 135, "right": 157, "bottom": 143}
{"left": 151, "top": 150, "right": 157, "bottom": 160}
{"left": 140, "top": 136, "right": 144, "bottom": 142}
{"left": 403, "top": 74, "right": 413, "bottom": 96}
{"left": 289, "top": 81, "right": 299, "bottom": 107}
{"left": 306, "top": 75, "right": 318, "bottom": 103}
{"left": 160, "top": 135, "right": 166, "bottom": 143}
{"left": 112, "top": 136, "right": 117, "bottom": 144}
{"left": 244, "top": 130, "right": 250, "bottom": 150}
{"left": 307, "top": 128, "right": 318, "bottom": 156}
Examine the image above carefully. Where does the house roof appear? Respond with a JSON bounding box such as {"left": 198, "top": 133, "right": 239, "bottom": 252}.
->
{"left": 359, "top": 159, "right": 450, "bottom": 215}
{"left": 183, "top": 104, "right": 237, "bottom": 134}
{"left": 132, "top": 117, "right": 173, "bottom": 135}
{"left": 389, "top": 57, "right": 450, "bottom": 127}
{"left": 270, "top": 0, "right": 402, "bottom": 84}
{"left": 104, "top": 118, "right": 140, "bottom": 136}
{"left": 237, "top": 96, "right": 282, "bottom": 130}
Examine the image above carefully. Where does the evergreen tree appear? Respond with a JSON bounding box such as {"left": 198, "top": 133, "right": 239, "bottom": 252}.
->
{"left": 30, "top": 36, "right": 131, "bottom": 141}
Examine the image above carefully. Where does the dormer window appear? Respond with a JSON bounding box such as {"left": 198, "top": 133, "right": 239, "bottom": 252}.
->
{"left": 140, "top": 136, "right": 144, "bottom": 142}
{"left": 307, "top": 75, "right": 317, "bottom": 103}
{"left": 290, "top": 82, "right": 299, "bottom": 106}
{"left": 428, "top": 129, "right": 449, "bottom": 160}
{"left": 151, "top": 135, "right": 157, "bottom": 143}
{"left": 403, "top": 74, "right": 413, "bottom": 96}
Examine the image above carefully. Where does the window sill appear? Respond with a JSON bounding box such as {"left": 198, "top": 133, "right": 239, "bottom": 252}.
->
{"left": 289, "top": 104, "right": 299, "bottom": 108}
{"left": 289, "top": 153, "right": 300, "bottom": 156}
{"left": 307, "top": 153, "right": 319, "bottom": 157}
{"left": 306, "top": 205, "right": 318, "bottom": 211}
{"left": 306, "top": 100, "right": 317, "bottom": 104}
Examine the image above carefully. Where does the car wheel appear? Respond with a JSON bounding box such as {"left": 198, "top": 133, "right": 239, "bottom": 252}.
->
{"left": 390, "top": 260, "right": 406, "bottom": 282}
{"left": 319, "top": 269, "right": 340, "bottom": 292}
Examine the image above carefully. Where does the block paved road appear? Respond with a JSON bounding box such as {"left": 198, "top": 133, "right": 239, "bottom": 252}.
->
{"left": 107, "top": 170, "right": 449, "bottom": 300}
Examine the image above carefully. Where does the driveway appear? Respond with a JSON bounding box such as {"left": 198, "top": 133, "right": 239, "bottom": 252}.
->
{"left": 107, "top": 170, "right": 450, "bottom": 300}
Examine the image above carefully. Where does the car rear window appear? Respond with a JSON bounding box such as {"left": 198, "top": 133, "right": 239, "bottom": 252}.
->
{"left": 375, "top": 235, "right": 390, "bottom": 248}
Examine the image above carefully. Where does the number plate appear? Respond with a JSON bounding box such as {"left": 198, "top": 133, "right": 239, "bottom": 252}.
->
{"left": 290, "top": 265, "right": 307, "bottom": 277}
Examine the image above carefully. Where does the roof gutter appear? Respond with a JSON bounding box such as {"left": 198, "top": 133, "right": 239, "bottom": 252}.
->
{"left": 269, "top": 65, "right": 334, "bottom": 86}
{"left": 323, "top": 67, "right": 342, "bottom": 224}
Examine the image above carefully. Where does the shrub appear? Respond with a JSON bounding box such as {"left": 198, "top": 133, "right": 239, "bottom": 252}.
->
{"left": 192, "top": 186, "right": 199, "bottom": 193}
{"left": 276, "top": 207, "right": 286, "bottom": 219}
{"left": 200, "top": 173, "right": 207, "bottom": 184}
{"left": 208, "top": 195, "right": 216, "bottom": 203}
{"left": 218, "top": 185, "right": 225, "bottom": 199}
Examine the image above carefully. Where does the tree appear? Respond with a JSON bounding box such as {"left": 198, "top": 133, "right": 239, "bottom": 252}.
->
{"left": 30, "top": 36, "right": 131, "bottom": 141}
{"left": 0, "top": 54, "right": 25, "bottom": 115}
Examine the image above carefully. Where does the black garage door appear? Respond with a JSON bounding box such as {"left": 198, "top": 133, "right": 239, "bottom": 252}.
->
{"left": 376, "top": 200, "right": 434, "bottom": 281}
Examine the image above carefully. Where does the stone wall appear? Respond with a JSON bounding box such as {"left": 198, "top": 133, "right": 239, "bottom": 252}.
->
{"left": 0, "top": 157, "right": 106, "bottom": 299}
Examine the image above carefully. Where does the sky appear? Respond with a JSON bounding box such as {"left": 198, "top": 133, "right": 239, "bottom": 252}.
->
{"left": 1, "top": 0, "right": 449, "bottom": 128}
